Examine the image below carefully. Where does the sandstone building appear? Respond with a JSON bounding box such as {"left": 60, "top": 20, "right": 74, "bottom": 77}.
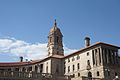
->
{"left": 0, "top": 20, "right": 120, "bottom": 80}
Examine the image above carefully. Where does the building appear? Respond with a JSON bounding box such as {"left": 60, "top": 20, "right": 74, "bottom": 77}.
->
{"left": 0, "top": 20, "right": 120, "bottom": 80}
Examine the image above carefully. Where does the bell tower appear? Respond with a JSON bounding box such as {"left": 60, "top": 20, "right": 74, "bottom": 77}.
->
{"left": 47, "top": 20, "right": 64, "bottom": 56}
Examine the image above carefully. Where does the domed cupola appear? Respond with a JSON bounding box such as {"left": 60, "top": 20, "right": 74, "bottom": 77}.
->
{"left": 49, "top": 20, "right": 62, "bottom": 36}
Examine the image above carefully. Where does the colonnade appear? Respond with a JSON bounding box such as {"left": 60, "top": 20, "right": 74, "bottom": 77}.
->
{"left": 92, "top": 48, "right": 119, "bottom": 66}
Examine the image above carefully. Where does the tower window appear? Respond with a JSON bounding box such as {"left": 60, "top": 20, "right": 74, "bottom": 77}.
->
{"left": 50, "top": 37, "right": 52, "bottom": 42}
{"left": 57, "top": 36, "right": 59, "bottom": 43}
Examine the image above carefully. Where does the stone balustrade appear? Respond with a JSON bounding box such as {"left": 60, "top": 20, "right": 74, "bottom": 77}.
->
{"left": 0, "top": 71, "right": 70, "bottom": 80}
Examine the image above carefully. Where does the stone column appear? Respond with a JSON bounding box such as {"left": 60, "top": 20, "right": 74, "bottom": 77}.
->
{"left": 32, "top": 65, "right": 35, "bottom": 72}
{"left": 110, "top": 50, "right": 113, "bottom": 64}
{"left": 98, "top": 48, "right": 102, "bottom": 65}
{"left": 97, "top": 48, "right": 100, "bottom": 66}
{"left": 116, "top": 51, "right": 118, "bottom": 64}
{"left": 100, "top": 48, "right": 103, "bottom": 65}
{"left": 106, "top": 49, "right": 109, "bottom": 64}
{"left": 102, "top": 48, "right": 106, "bottom": 65}
{"left": 114, "top": 51, "right": 116, "bottom": 64}
{"left": 112, "top": 51, "right": 115, "bottom": 64}
{"left": 94, "top": 49, "right": 97, "bottom": 66}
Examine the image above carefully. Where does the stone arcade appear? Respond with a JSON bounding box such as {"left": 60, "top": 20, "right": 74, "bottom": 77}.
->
{"left": 0, "top": 20, "right": 120, "bottom": 80}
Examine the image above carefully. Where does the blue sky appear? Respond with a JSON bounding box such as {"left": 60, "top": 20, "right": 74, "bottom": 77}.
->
{"left": 0, "top": 0, "right": 120, "bottom": 62}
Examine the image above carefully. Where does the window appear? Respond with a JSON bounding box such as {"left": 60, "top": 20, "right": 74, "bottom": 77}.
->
{"left": 77, "top": 63, "right": 80, "bottom": 70}
{"left": 57, "top": 36, "right": 59, "bottom": 43}
{"left": 68, "top": 66, "right": 70, "bottom": 73}
{"left": 97, "top": 71, "right": 100, "bottom": 76}
{"left": 72, "top": 57, "right": 75, "bottom": 61}
{"left": 87, "top": 60, "right": 90, "bottom": 65}
{"left": 73, "top": 65, "right": 75, "bottom": 71}
{"left": 108, "top": 70, "right": 110, "bottom": 76}
{"left": 8, "top": 68, "right": 11, "bottom": 71}
{"left": 88, "top": 72, "right": 92, "bottom": 77}
{"left": 68, "top": 58, "right": 70, "bottom": 62}
{"left": 77, "top": 55, "right": 80, "bottom": 60}
{"left": 73, "top": 74, "right": 75, "bottom": 78}
{"left": 22, "top": 67, "right": 26, "bottom": 72}
{"left": 87, "top": 52, "right": 89, "bottom": 56}
{"left": 115, "top": 72, "right": 117, "bottom": 76}
{"left": 50, "top": 37, "right": 52, "bottom": 42}
{"left": 57, "top": 51, "right": 59, "bottom": 54}
{"left": 15, "top": 68, "right": 19, "bottom": 71}
{"left": 78, "top": 73, "right": 80, "bottom": 77}
{"left": 28, "top": 67, "right": 32, "bottom": 71}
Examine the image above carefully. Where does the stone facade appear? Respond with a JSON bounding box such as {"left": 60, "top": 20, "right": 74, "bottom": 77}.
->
{"left": 0, "top": 20, "right": 120, "bottom": 80}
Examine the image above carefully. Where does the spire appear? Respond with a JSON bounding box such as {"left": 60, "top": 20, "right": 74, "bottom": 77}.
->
{"left": 54, "top": 19, "right": 57, "bottom": 27}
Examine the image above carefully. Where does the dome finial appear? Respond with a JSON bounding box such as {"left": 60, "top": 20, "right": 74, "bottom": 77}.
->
{"left": 54, "top": 19, "right": 57, "bottom": 27}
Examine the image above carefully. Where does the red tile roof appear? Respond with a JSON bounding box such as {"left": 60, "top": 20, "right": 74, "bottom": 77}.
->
{"left": 0, "top": 55, "right": 64, "bottom": 67}
{"left": 0, "top": 42, "right": 119, "bottom": 67}
{"left": 64, "top": 42, "right": 120, "bottom": 58}
{"left": 0, "top": 62, "right": 29, "bottom": 67}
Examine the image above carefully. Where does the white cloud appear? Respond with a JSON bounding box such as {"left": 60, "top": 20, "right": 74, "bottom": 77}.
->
{"left": 0, "top": 37, "right": 78, "bottom": 61}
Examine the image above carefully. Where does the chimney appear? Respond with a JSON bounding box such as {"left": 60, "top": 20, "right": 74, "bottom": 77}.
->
{"left": 20, "top": 56, "right": 23, "bottom": 62}
{"left": 84, "top": 37, "right": 90, "bottom": 48}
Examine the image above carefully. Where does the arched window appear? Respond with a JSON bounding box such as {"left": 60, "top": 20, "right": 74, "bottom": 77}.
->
{"left": 77, "top": 63, "right": 80, "bottom": 70}
{"left": 87, "top": 52, "right": 89, "bottom": 56}
{"left": 68, "top": 58, "right": 70, "bottom": 62}
{"left": 78, "top": 73, "right": 80, "bottom": 77}
{"left": 72, "top": 57, "right": 75, "bottom": 61}
{"left": 77, "top": 55, "right": 80, "bottom": 60}
{"left": 88, "top": 72, "right": 92, "bottom": 78}
{"left": 87, "top": 60, "right": 90, "bottom": 65}
{"left": 50, "top": 37, "right": 52, "bottom": 42}
{"left": 97, "top": 71, "right": 100, "bottom": 76}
